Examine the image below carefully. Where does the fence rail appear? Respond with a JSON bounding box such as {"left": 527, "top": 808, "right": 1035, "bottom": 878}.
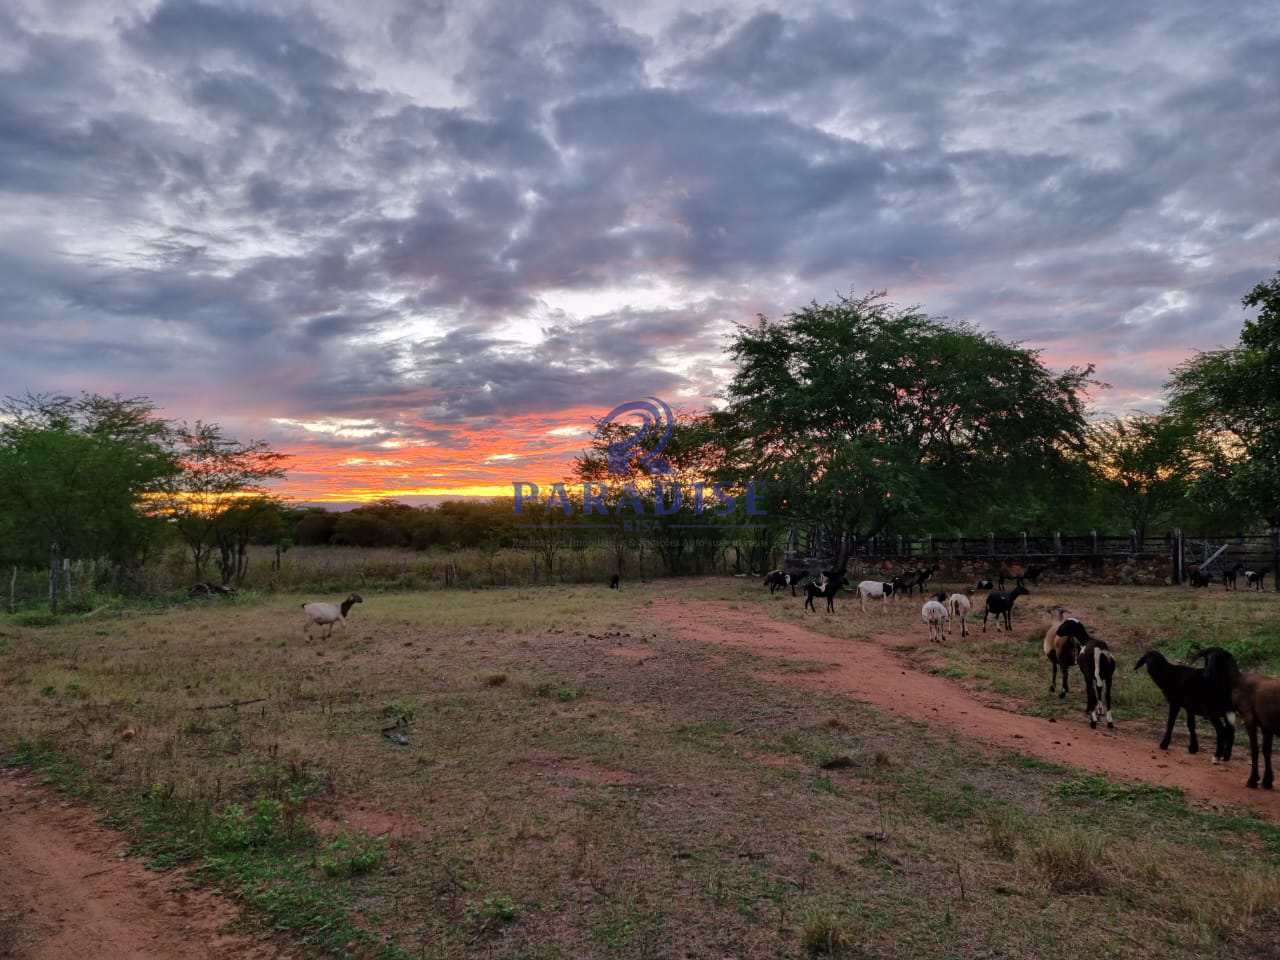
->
{"left": 785, "top": 528, "right": 1280, "bottom": 589}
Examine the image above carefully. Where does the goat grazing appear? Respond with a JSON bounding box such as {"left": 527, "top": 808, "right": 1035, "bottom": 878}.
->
{"left": 975, "top": 578, "right": 994, "bottom": 591}
{"left": 921, "top": 598, "right": 949, "bottom": 642}
{"left": 1223, "top": 562, "right": 1244, "bottom": 591}
{"left": 302, "top": 593, "right": 363, "bottom": 639}
{"left": 805, "top": 571, "right": 847, "bottom": 613}
{"left": 1078, "top": 638, "right": 1117, "bottom": 729}
{"left": 1133, "top": 648, "right": 1236, "bottom": 760}
{"left": 945, "top": 592, "right": 972, "bottom": 637}
{"left": 1228, "top": 669, "right": 1280, "bottom": 789}
{"left": 1246, "top": 568, "right": 1269, "bottom": 591}
{"left": 982, "top": 584, "right": 1028, "bottom": 632}
{"left": 856, "top": 579, "right": 895, "bottom": 613}
{"left": 1187, "top": 565, "right": 1213, "bottom": 588}
{"left": 765, "top": 570, "right": 800, "bottom": 596}
{"left": 1043, "top": 607, "right": 1084, "bottom": 698}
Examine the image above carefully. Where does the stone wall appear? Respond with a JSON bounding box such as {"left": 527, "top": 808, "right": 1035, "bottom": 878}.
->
{"left": 840, "top": 554, "right": 1175, "bottom": 587}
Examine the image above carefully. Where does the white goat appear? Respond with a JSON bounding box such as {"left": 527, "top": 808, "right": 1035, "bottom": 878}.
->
{"left": 921, "top": 599, "right": 949, "bottom": 642}
{"left": 857, "top": 579, "right": 894, "bottom": 613}
{"left": 302, "top": 593, "right": 363, "bottom": 638}
{"left": 945, "top": 593, "right": 971, "bottom": 637}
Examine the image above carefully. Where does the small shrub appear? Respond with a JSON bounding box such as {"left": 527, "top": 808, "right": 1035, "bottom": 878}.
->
{"left": 317, "top": 833, "right": 387, "bottom": 877}
{"left": 1026, "top": 827, "right": 1110, "bottom": 893}
{"left": 980, "top": 809, "right": 1023, "bottom": 860}
{"left": 483, "top": 674, "right": 508, "bottom": 687}
{"left": 466, "top": 894, "right": 519, "bottom": 934}
{"left": 800, "top": 911, "right": 856, "bottom": 956}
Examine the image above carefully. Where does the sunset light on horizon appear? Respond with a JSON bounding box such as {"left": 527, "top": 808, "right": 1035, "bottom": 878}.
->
{"left": 3, "top": 1, "right": 1277, "bottom": 505}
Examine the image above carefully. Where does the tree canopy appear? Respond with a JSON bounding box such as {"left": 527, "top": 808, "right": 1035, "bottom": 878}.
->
{"left": 715, "top": 292, "right": 1097, "bottom": 548}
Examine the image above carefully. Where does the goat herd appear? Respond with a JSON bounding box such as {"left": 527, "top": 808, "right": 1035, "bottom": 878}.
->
{"left": 764, "top": 562, "right": 1280, "bottom": 792}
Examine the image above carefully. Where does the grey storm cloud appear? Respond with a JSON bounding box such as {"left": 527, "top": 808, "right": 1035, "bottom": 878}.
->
{"left": 0, "top": 0, "right": 1278, "bottom": 448}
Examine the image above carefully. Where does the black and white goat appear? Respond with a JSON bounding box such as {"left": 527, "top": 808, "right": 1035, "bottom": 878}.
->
{"left": 1246, "top": 568, "right": 1269, "bottom": 591}
{"left": 804, "top": 571, "right": 847, "bottom": 613}
{"left": 302, "top": 593, "right": 363, "bottom": 639}
{"left": 1078, "top": 638, "right": 1117, "bottom": 729}
{"left": 764, "top": 570, "right": 801, "bottom": 596}
{"left": 982, "top": 584, "right": 1028, "bottom": 632}
{"left": 856, "top": 579, "right": 896, "bottom": 612}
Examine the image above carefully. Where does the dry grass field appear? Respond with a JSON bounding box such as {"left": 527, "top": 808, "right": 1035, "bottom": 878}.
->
{"left": 3, "top": 576, "right": 1280, "bottom": 958}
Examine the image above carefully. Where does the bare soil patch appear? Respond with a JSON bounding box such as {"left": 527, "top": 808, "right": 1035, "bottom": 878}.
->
{"left": 0, "top": 770, "right": 294, "bottom": 960}
{"left": 648, "top": 598, "right": 1280, "bottom": 820}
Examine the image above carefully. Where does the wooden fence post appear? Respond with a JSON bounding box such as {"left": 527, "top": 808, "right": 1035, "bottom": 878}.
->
{"left": 1091, "top": 529, "right": 1099, "bottom": 555}
{"left": 988, "top": 532, "right": 995, "bottom": 557}
{"left": 1022, "top": 531, "right": 1028, "bottom": 555}
{"left": 1053, "top": 532, "right": 1061, "bottom": 556}
{"left": 1171, "top": 528, "right": 1183, "bottom": 584}
{"left": 1273, "top": 527, "right": 1279, "bottom": 592}
{"left": 1129, "top": 529, "right": 1137, "bottom": 554}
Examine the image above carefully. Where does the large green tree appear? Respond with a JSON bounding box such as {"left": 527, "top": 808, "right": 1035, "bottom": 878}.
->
{"left": 715, "top": 291, "right": 1096, "bottom": 555}
{"left": 1086, "top": 413, "right": 1194, "bottom": 540}
{"left": 0, "top": 393, "right": 175, "bottom": 608}
{"left": 1168, "top": 268, "right": 1280, "bottom": 527}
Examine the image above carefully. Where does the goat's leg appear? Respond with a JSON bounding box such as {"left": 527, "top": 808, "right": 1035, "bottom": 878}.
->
{"left": 1086, "top": 680, "right": 1098, "bottom": 727}
{"left": 1061, "top": 663, "right": 1070, "bottom": 699}
{"left": 1186, "top": 713, "right": 1199, "bottom": 754}
{"left": 982, "top": 609, "right": 989, "bottom": 632}
{"left": 1049, "top": 657, "right": 1058, "bottom": 694}
{"left": 1160, "top": 703, "right": 1178, "bottom": 750}
{"left": 1247, "top": 723, "right": 1261, "bottom": 788}
{"left": 1264, "top": 730, "right": 1274, "bottom": 789}
{"left": 1103, "top": 676, "right": 1113, "bottom": 729}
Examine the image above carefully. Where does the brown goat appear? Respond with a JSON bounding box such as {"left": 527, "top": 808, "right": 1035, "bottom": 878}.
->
{"left": 1043, "top": 606, "right": 1081, "bottom": 698}
{"left": 1232, "top": 672, "right": 1280, "bottom": 789}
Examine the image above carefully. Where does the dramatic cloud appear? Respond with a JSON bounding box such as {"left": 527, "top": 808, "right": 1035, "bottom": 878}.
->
{"left": 1, "top": 0, "right": 1277, "bottom": 501}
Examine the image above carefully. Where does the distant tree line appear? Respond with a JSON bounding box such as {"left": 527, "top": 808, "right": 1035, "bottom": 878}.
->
{"left": 2, "top": 268, "right": 1277, "bottom": 608}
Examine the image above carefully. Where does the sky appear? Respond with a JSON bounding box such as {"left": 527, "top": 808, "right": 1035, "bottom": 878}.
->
{"left": 2, "top": 0, "right": 1277, "bottom": 505}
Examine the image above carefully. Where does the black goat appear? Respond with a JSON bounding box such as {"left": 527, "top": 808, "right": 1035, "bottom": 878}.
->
{"left": 804, "top": 571, "right": 847, "bottom": 613}
{"left": 1223, "top": 563, "right": 1244, "bottom": 591}
{"left": 982, "top": 584, "right": 1028, "bottom": 632}
{"left": 1187, "top": 566, "right": 1213, "bottom": 588}
{"left": 1246, "top": 568, "right": 1269, "bottom": 591}
{"left": 1133, "top": 648, "right": 1236, "bottom": 760}
{"left": 975, "top": 578, "right": 994, "bottom": 591}
{"left": 609, "top": 574, "right": 620, "bottom": 589}
{"left": 1078, "top": 638, "right": 1117, "bottom": 729}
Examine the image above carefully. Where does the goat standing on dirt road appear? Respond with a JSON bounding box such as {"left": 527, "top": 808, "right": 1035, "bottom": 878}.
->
{"left": 1133, "top": 648, "right": 1236, "bottom": 761}
{"left": 921, "top": 598, "right": 949, "bottom": 642}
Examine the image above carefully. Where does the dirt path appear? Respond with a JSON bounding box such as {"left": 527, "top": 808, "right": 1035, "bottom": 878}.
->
{"left": 0, "top": 770, "right": 297, "bottom": 960}
{"left": 648, "top": 599, "right": 1280, "bottom": 821}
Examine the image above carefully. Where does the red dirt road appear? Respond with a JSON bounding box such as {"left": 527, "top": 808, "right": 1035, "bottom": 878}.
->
{"left": 0, "top": 770, "right": 295, "bottom": 960}
{"left": 648, "top": 598, "right": 1280, "bottom": 821}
